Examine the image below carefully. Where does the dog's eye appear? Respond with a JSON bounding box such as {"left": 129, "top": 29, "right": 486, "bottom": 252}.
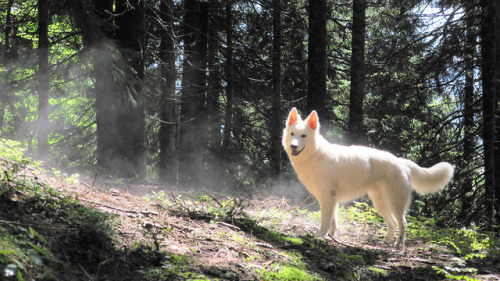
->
{"left": 291, "top": 132, "right": 294, "bottom": 136}
{"left": 301, "top": 134, "right": 306, "bottom": 138}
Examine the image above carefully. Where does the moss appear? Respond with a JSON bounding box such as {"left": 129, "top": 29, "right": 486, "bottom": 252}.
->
{"left": 260, "top": 264, "right": 317, "bottom": 281}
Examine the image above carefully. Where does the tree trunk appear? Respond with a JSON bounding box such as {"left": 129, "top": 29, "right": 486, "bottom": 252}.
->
{"left": 348, "top": 0, "right": 366, "bottom": 145}
{"left": 92, "top": 0, "right": 120, "bottom": 175}
{"left": 179, "top": 0, "right": 208, "bottom": 187}
{"left": 37, "top": 0, "right": 50, "bottom": 160}
{"left": 494, "top": 0, "right": 500, "bottom": 222}
{"left": 4, "top": 0, "right": 15, "bottom": 58}
{"left": 307, "top": 0, "right": 327, "bottom": 126}
{"left": 480, "top": 0, "right": 497, "bottom": 224}
{"left": 287, "top": 1, "right": 307, "bottom": 103}
{"left": 114, "top": 0, "right": 146, "bottom": 178}
{"left": 159, "top": 0, "right": 178, "bottom": 184}
{"left": 222, "top": 1, "right": 234, "bottom": 151}
{"left": 459, "top": 0, "right": 477, "bottom": 223}
{"left": 270, "top": 0, "right": 282, "bottom": 178}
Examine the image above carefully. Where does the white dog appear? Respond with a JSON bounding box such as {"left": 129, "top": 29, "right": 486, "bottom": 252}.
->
{"left": 282, "top": 107, "right": 453, "bottom": 248}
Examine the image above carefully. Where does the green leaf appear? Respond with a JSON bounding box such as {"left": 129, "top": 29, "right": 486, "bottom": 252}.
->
{"left": 29, "top": 227, "right": 49, "bottom": 244}
{"left": 28, "top": 243, "right": 51, "bottom": 260}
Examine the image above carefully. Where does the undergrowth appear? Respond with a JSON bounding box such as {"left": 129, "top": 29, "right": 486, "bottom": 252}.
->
{"left": 1, "top": 138, "right": 499, "bottom": 280}
{"left": 342, "top": 202, "right": 500, "bottom": 280}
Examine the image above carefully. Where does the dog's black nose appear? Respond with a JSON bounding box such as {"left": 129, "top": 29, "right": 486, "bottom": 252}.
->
{"left": 291, "top": 144, "right": 298, "bottom": 150}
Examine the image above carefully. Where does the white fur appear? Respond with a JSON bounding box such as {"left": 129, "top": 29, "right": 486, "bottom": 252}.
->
{"left": 282, "top": 108, "right": 454, "bottom": 249}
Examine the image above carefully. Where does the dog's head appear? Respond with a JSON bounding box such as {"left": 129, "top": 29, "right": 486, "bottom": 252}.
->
{"left": 282, "top": 107, "right": 320, "bottom": 158}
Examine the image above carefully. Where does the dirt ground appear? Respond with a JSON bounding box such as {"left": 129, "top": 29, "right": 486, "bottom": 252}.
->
{"left": 2, "top": 163, "right": 499, "bottom": 280}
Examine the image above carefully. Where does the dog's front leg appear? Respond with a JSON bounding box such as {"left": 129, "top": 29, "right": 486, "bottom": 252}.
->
{"left": 316, "top": 193, "right": 338, "bottom": 238}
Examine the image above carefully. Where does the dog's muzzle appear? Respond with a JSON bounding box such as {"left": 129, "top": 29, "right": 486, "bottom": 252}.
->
{"left": 290, "top": 145, "right": 305, "bottom": 156}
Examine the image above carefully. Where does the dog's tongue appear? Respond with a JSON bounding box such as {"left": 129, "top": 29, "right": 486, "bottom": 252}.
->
{"left": 291, "top": 147, "right": 304, "bottom": 156}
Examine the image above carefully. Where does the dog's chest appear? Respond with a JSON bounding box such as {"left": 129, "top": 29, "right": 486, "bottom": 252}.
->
{"left": 292, "top": 159, "right": 336, "bottom": 195}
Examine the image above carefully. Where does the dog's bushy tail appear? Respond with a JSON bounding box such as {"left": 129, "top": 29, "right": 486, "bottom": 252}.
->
{"left": 404, "top": 160, "right": 454, "bottom": 194}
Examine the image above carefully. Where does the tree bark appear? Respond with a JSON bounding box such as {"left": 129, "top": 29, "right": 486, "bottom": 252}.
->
{"left": 37, "top": 0, "right": 50, "bottom": 160}
{"left": 270, "top": 0, "right": 282, "bottom": 178}
{"left": 114, "top": 0, "right": 146, "bottom": 178}
{"left": 494, "top": 0, "right": 500, "bottom": 222}
{"left": 459, "top": 0, "right": 477, "bottom": 223}
{"left": 4, "top": 0, "right": 15, "bottom": 58}
{"left": 348, "top": 0, "right": 366, "bottom": 145}
{"left": 179, "top": 0, "right": 208, "bottom": 187}
{"left": 91, "top": 0, "right": 121, "bottom": 175}
{"left": 206, "top": 2, "right": 221, "bottom": 149}
{"left": 159, "top": 0, "right": 178, "bottom": 184}
{"left": 480, "top": 0, "right": 497, "bottom": 224}
{"left": 222, "top": 1, "right": 234, "bottom": 151}
{"left": 307, "top": 0, "right": 327, "bottom": 126}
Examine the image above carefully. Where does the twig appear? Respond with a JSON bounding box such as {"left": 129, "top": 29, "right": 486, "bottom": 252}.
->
{"left": 78, "top": 179, "right": 94, "bottom": 189}
{"left": 91, "top": 173, "right": 97, "bottom": 188}
{"left": 217, "top": 221, "right": 240, "bottom": 231}
{"left": 79, "top": 198, "right": 158, "bottom": 216}
{"left": 0, "top": 219, "right": 77, "bottom": 232}
{"left": 292, "top": 194, "right": 313, "bottom": 210}
{"left": 207, "top": 193, "right": 224, "bottom": 208}
{"left": 78, "top": 263, "right": 94, "bottom": 280}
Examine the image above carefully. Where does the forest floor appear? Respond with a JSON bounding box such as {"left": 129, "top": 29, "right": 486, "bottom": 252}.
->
{"left": 1, "top": 148, "right": 500, "bottom": 280}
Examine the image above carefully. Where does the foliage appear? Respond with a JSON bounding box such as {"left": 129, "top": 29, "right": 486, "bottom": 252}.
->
{"left": 0, "top": 138, "right": 116, "bottom": 280}
{"left": 0, "top": 139, "right": 31, "bottom": 165}
{"left": 339, "top": 202, "right": 500, "bottom": 281}
{"left": 0, "top": 223, "right": 54, "bottom": 280}
{"left": 154, "top": 191, "right": 248, "bottom": 222}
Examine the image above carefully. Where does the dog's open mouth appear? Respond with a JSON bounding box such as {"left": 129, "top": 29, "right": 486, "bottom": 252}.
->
{"left": 291, "top": 146, "right": 305, "bottom": 156}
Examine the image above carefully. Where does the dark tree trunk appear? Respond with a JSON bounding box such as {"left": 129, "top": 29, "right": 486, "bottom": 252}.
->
{"left": 0, "top": 0, "right": 12, "bottom": 131}
{"left": 92, "top": 0, "right": 120, "bottom": 175}
{"left": 307, "top": 0, "right": 327, "bottom": 125}
{"left": 37, "top": 0, "right": 50, "bottom": 160}
{"left": 222, "top": 1, "right": 234, "bottom": 151}
{"left": 114, "top": 0, "right": 146, "bottom": 178}
{"left": 348, "top": 0, "right": 366, "bottom": 145}
{"left": 287, "top": 2, "right": 307, "bottom": 103}
{"left": 270, "top": 0, "right": 282, "bottom": 178}
{"left": 178, "top": 0, "right": 208, "bottom": 187}
{"left": 480, "top": 0, "right": 497, "bottom": 224}
{"left": 159, "top": 0, "right": 178, "bottom": 184}
{"left": 4, "top": 0, "right": 14, "bottom": 58}
{"left": 92, "top": 0, "right": 145, "bottom": 178}
{"left": 205, "top": 3, "right": 223, "bottom": 189}
{"left": 494, "top": 0, "right": 500, "bottom": 222}
{"left": 459, "top": 0, "right": 477, "bottom": 223}
{"left": 206, "top": 3, "right": 221, "bottom": 151}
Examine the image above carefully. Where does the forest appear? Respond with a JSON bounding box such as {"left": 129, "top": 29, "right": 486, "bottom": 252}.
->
{"left": 1, "top": 0, "right": 499, "bottom": 232}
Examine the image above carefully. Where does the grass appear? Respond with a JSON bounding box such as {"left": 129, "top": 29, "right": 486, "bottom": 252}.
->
{"left": 1, "top": 138, "right": 499, "bottom": 280}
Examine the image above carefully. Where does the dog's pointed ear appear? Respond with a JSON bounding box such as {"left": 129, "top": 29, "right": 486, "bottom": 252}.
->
{"left": 306, "top": 111, "right": 319, "bottom": 130}
{"left": 287, "top": 107, "right": 301, "bottom": 126}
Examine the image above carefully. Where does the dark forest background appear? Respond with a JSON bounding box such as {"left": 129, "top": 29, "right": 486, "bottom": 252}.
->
{"left": 0, "top": 0, "right": 499, "bottom": 229}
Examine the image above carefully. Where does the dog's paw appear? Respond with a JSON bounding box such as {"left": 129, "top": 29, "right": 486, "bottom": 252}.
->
{"left": 383, "top": 238, "right": 395, "bottom": 247}
{"left": 315, "top": 231, "right": 328, "bottom": 239}
{"left": 327, "top": 234, "right": 341, "bottom": 244}
{"left": 395, "top": 241, "right": 405, "bottom": 250}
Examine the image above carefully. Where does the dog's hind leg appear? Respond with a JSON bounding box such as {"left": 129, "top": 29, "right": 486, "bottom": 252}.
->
{"left": 390, "top": 179, "right": 411, "bottom": 249}
{"left": 369, "top": 187, "right": 397, "bottom": 246}
{"left": 328, "top": 202, "right": 339, "bottom": 236}
{"left": 394, "top": 212, "right": 407, "bottom": 249}
{"left": 393, "top": 189, "right": 411, "bottom": 249}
